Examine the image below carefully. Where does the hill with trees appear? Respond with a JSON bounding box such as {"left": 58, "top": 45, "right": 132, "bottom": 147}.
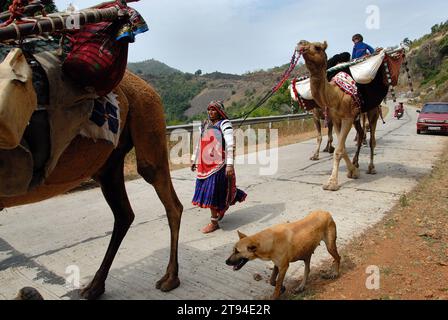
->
{"left": 401, "top": 20, "right": 448, "bottom": 102}
{"left": 128, "top": 58, "right": 307, "bottom": 125}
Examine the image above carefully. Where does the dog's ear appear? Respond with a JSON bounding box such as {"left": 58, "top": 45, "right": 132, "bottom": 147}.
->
{"left": 322, "top": 41, "right": 328, "bottom": 50}
{"left": 247, "top": 244, "right": 257, "bottom": 253}
{"left": 237, "top": 231, "right": 247, "bottom": 239}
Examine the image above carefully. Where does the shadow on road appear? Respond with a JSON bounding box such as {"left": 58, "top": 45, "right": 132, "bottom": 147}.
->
{"left": 219, "top": 203, "right": 286, "bottom": 232}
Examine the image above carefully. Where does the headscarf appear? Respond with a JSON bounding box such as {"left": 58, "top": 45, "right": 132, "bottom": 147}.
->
{"left": 207, "top": 100, "right": 229, "bottom": 120}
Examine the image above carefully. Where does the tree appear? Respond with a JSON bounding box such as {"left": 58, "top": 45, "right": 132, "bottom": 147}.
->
{"left": 42, "top": 0, "right": 57, "bottom": 13}
{"left": 402, "top": 37, "right": 412, "bottom": 46}
{"left": 194, "top": 69, "right": 202, "bottom": 76}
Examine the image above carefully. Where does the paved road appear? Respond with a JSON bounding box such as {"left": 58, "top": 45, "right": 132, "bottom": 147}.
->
{"left": 1, "top": 103, "right": 447, "bottom": 300}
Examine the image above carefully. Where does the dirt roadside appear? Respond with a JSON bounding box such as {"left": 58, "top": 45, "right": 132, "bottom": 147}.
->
{"left": 287, "top": 140, "right": 448, "bottom": 300}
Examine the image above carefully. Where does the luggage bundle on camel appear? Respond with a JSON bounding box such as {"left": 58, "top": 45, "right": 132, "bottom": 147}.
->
{"left": 290, "top": 47, "right": 413, "bottom": 112}
{"left": 0, "top": 0, "right": 148, "bottom": 197}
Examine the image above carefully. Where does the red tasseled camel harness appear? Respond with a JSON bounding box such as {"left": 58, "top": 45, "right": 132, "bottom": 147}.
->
{"left": 0, "top": 0, "right": 46, "bottom": 27}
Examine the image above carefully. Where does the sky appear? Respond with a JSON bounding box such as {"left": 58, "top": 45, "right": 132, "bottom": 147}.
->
{"left": 54, "top": 0, "right": 448, "bottom": 74}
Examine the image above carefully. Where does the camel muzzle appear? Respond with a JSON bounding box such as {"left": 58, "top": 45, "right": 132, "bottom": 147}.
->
{"left": 297, "top": 40, "right": 310, "bottom": 51}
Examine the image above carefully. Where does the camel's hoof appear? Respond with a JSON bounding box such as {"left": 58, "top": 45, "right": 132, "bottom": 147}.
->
{"left": 326, "top": 146, "right": 335, "bottom": 154}
{"left": 323, "top": 183, "right": 340, "bottom": 191}
{"left": 80, "top": 282, "right": 105, "bottom": 300}
{"left": 367, "top": 167, "right": 377, "bottom": 175}
{"left": 310, "top": 156, "right": 319, "bottom": 161}
{"left": 348, "top": 168, "right": 360, "bottom": 179}
{"left": 156, "top": 275, "right": 180, "bottom": 292}
{"left": 270, "top": 280, "right": 276, "bottom": 287}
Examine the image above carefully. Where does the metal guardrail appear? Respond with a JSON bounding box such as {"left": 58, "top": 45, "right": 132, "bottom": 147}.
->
{"left": 166, "top": 113, "right": 312, "bottom": 134}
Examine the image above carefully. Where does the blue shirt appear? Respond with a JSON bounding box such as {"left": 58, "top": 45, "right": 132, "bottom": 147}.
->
{"left": 352, "top": 42, "right": 375, "bottom": 59}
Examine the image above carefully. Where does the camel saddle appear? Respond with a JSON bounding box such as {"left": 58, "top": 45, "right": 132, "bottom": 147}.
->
{"left": 0, "top": 48, "right": 37, "bottom": 150}
{"left": 0, "top": 48, "right": 98, "bottom": 197}
{"left": 0, "top": 48, "right": 36, "bottom": 196}
{"left": 291, "top": 49, "right": 403, "bottom": 112}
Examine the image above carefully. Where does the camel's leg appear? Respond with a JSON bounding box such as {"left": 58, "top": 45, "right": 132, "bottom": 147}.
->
{"left": 367, "top": 108, "right": 379, "bottom": 175}
{"left": 81, "top": 128, "right": 135, "bottom": 300}
{"left": 310, "top": 112, "right": 322, "bottom": 161}
{"left": 324, "top": 119, "right": 335, "bottom": 154}
{"left": 352, "top": 118, "right": 364, "bottom": 169}
{"left": 134, "top": 146, "right": 183, "bottom": 292}
{"left": 323, "top": 119, "right": 341, "bottom": 191}
{"left": 353, "top": 113, "right": 367, "bottom": 144}
{"left": 324, "top": 118, "right": 357, "bottom": 191}
{"left": 295, "top": 256, "right": 311, "bottom": 293}
{"left": 120, "top": 74, "right": 183, "bottom": 292}
{"left": 140, "top": 168, "right": 183, "bottom": 292}
{"left": 342, "top": 123, "right": 360, "bottom": 180}
{"left": 362, "top": 114, "right": 368, "bottom": 145}
{"left": 130, "top": 117, "right": 183, "bottom": 293}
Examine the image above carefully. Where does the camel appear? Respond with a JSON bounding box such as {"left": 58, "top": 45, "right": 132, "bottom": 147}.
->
{"left": 297, "top": 40, "right": 384, "bottom": 191}
{"left": 294, "top": 52, "right": 353, "bottom": 161}
{"left": 0, "top": 70, "right": 184, "bottom": 300}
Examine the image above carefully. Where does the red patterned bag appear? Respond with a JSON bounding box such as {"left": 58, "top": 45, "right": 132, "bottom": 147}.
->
{"left": 62, "top": 20, "right": 129, "bottom": 96}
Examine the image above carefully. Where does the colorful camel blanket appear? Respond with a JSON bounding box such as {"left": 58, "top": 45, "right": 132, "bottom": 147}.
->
{"left": 116, "top": 6, "right": 149, "bottom": 42}
{"left": 289, "top": 77, "right": 318, "bottom": 111}
{"left": 79, "top": 93, "right": 121, "bottom": 147}
{"left": 330, "top": 72, "right": 362, "bottom": 109}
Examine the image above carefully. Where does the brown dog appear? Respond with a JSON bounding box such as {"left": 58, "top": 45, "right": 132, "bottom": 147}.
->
{"left": 225, "top": 210, "right": 340, "bottom": 299}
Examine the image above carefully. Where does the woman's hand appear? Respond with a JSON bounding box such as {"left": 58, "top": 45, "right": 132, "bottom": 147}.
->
{"left": 226, "top": 165, "right": 235, "bottom": 177}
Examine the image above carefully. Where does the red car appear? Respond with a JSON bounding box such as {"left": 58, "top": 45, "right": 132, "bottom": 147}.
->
{"left": 416, "top": 102, "right": 448, "bottom": 134}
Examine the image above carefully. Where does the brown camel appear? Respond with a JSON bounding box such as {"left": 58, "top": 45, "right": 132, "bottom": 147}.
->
{"left": 0, "top": 70, "right": 184, "bottom": 300}
{"left": 298, "top": 40, "right": 386, "bottom": 191}
{"left": 298, "top": 40, "right": 362, "bottom": 191}
{"left": 294, "top": 52, "right": 353, "bottom": 161}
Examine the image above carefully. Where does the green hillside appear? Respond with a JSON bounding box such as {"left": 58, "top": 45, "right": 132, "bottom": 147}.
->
{"left": 129, "top": 58, "right": 306, "bottom": 125}
{"left": 403, "top": 20, "right": 448, "bottom": 102}
{"left": 128, "top": 59, "right": 182, "bottom": 76}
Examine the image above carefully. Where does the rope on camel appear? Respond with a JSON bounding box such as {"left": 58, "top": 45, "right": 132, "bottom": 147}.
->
{"left": 235, "top": 49, "right": 302, "bottom": 128}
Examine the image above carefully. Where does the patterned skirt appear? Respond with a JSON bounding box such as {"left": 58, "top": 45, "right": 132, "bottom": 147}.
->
{"left": 192, "top": 166, "right": 247, "bottom": 215}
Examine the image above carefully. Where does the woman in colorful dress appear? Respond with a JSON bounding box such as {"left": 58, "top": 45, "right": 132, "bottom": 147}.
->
{"left": 191, "top": 101, "right": 247, "bottom": 233}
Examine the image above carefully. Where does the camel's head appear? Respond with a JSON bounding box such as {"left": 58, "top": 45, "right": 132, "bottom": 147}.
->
{"left": 297, "top": 40, "right": 328, "bottom": 71}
